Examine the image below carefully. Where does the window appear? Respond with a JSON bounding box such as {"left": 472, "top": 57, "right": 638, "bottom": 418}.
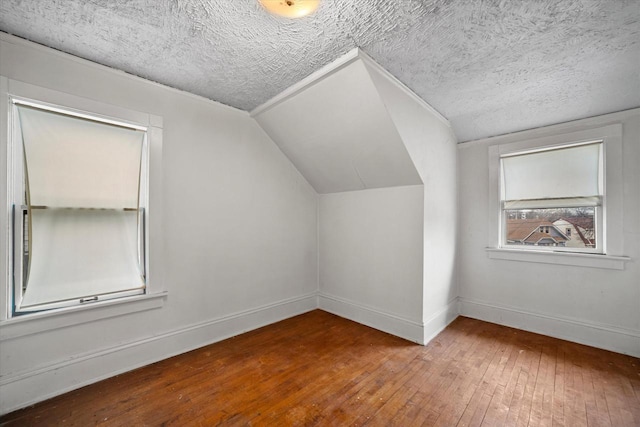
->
{"left": 9, "top": 98, "right": 149, "bottom": 314}
{"left": 500, "top": 141, "right": 603, "bottom": 253}
{"left": 486, "top": 122, "right": 628, "bottom": 269}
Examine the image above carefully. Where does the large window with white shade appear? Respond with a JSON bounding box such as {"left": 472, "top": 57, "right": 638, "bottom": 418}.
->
{"left": 499, "top": 141, "right": 603, "bottom": 253}
{"left": 486, "top": 122, "right": 626, "bottom": 269}
{"left": 9, "top": 98, "right": 149, "bottom": 314}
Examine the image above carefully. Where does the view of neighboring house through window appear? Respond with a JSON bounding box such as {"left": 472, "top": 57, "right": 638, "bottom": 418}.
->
{"left": 500, "top": 141, "right": 603, "bottom": 253}
{"left": 10, "top": 98, "right": 149, "bottom": 314}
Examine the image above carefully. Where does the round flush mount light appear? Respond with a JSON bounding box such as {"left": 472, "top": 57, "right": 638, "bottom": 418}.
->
{"left": 259, "top": 0, "right": 320, "bottom": 18}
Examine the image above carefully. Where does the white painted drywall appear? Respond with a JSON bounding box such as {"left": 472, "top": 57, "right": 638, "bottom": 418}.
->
{"left": 457, "top": 109, "right": 640, "bottom": 356}
{"left": 318, "top": 185, "right": 424, "bottom": 342}
{"left": 363, "top": 59, "right": 459, "bottom": 343}
{"left": 253, "top": 59, "right": 421, "bottom": 194}
{"left": 311, "top": 53, "right": 459, "bottom": 344}
{"left": 0, "top": 34, "right": 318, "bottom": 414}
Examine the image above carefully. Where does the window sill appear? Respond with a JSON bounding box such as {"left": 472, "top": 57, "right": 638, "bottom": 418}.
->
{"left": 485, "top": 248, "right": 630, "bottom": 270}
{"left": 0, "top": 292, "right": 167, "bottom": 341}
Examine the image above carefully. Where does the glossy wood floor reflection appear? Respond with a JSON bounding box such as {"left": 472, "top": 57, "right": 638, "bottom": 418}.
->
{"left": 2, "top": 311, "right": 639, "bottom": 426}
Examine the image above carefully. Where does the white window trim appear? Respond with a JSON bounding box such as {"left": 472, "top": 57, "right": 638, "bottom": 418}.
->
{"left": 485, "top": 248, "right": 628, "bottom": 270}
{"left": 0, "top": 77, "right": 165, "bottom": 328}
{"left": 486, "top": 123, "right": 629, "bottom": 269}
{"left": 0, "top": 292, "right": 167, "bottom": 341}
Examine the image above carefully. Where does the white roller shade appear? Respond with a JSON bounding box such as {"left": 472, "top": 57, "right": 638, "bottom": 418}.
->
{"left": 15, "top": 104, "right": 147, "bottom": 310}
{"left": 502, "top": 142, "right": 602, "bottom": 208}
{"left": 18, "top": 106, "right": 144, "bottom": 209}
{"left": 21, "top": 209, "right": 144, "bottom": 308}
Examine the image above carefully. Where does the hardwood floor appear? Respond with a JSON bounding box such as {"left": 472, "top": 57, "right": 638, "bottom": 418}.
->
{"left": 2, "top": 310, "right": 639, "bottom": 426}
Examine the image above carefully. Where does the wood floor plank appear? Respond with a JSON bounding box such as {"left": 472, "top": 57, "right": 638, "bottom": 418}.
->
{"left": 1, "top": 312, "right": 638, "bottom": 427}
{"left": 482, "top": 340, "right": 526, "bottom": 426}
{"left": 583, "top": 351, "right": 613, "bottom": 427}
{"left": 528, "top": 344, "right": 555, "bottom": 427}
{"left": 456, "top": 333, "right": 514, "bottom": 426}
{"left": 503, "top": 368, "right": 528, "bottom": 426}
{"left": 510, "top": 338, "right": 543, "bottom": 427}
{"left": 551, "top": 345, "right": 566, "bottom": 427}
{"left": 385, "top": 325, "right": 488, "bottom": 426}
{"left": 429, "top": 329, "right": 503, "bottom": 426}
{"left": 494, "top": 343, "right": 535, "bottom": 426}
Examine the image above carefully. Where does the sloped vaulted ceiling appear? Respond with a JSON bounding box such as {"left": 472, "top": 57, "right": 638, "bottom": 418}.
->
{"left": 253, "top": 49, "right": 453, "bottom": 194}
{"left": 253, "top": 51, "right": 424, "bottom": 194}
{"left": 1, "top": 0, "right": 638, "bottom": 142}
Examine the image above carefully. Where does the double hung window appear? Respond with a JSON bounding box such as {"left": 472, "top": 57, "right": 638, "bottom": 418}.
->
{"left": 9, "top": 98, "right": 149, "bottom": 314}
{"left": 500, "top": 141, "right": 603, "bottom": 253}
{"left": 487, "top": 122, "right": 628, "bottom": 269}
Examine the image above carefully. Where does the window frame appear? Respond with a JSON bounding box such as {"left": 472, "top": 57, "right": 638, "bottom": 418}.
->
{"left": 10, "top": 96, "right": 150, "bottom": 314}
{"left": 486, "top": 123, "right": 628, "bottom": 269}
{"left": 498, "top": 140, "right": 604, "bottom": 255}
{"left": 1, "top": 77, "right": 166, "bottom": 327}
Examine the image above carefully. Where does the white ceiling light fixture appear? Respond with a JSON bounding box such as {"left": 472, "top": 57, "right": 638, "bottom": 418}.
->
{"left": 259, "top": 0, "right": 319, "bottom": 18}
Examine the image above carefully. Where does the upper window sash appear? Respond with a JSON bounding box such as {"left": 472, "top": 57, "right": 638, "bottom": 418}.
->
{"left": 499, "top": 141, "right": 603, "bottom": 205}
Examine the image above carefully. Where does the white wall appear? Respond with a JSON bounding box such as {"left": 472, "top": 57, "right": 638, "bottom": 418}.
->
{"left": 253, "top": 50, "right": 460, "bottom": 346}
{"left": 363, "top": 59, "right": 459, "bottom": 343}
{"left": 318, "top": 185, "right": 425, "bottom": 342}
{"left": 253, "top": 58, "right": 421, "bottom": 194}
{"left": 311, "top": 53, "right": 459, "bottom": 345}
{"left": 457, "top": 109, "right": 640, "bottom": 357}
{"left": 0, "top": 34, "right": 318, "bottom": 414}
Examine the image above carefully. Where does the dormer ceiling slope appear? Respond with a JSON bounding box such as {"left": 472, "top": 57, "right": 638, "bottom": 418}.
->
{"left": 1, "top": 1, "right": 638, "bottom": 142}
{"left": 252, "top": 51, "right": 426, "bottom": 194}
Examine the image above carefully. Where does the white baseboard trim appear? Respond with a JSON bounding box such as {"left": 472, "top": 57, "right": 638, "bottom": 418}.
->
{"left": 0, "top": 293, "right": 318, "bottom": 415}
{"left": 423, "top": 299, "right": 460, "bottom": 345}
{"left": 459, "top": 298, "right": 640, "bottom": 358}
{"left": 318, "top": 293, "right": 425, "bottom": 344}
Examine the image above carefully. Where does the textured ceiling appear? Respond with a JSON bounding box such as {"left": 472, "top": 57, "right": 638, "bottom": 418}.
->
{"left": 1, "top": 0, "right": 639, "bottom": 142}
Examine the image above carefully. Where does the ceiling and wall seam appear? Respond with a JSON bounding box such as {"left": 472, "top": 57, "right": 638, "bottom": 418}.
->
{"left": 0, "top": 33, "right": 248, "bottom": 116}
{"left": 3, "top": 1, "right": 637, "bottom": 142}
{"left": 457, "top": 107, "right": 640, "bottom": 149}
{"left": 250, "top": 48, "right": 362, "bottom": 117}
{"left": 357, "top": 51, "right": 451, "bottom": 129}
